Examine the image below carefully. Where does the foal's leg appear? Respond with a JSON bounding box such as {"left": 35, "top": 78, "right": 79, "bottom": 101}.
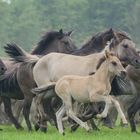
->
{"left": 64, "top": 96, "right": 90, "bottom": 131}
{"left": 56, "top": 103, "right": 66, "bottom": 135}
{"left": 90, "top": 94, "right": 112, "bottom": 119}
{"left": 110, "top": 96, "right": 128, "bottom": 125}
{"left": 2, "top": 97, "right": 23, "bottom": 129}
{"left": 66, "top": 108, "right": 90, "bottom": 131}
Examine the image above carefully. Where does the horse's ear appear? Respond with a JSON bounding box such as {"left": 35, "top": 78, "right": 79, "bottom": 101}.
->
{"left": 104, "top": 50, "right": 110, "bottom": 59}
{"left": 109, "top": 28, "right": 114, "bottom": 33}
{"left": 59, "top": 29, "right": 63, "bottom": 34}
{"left": 67, "top": 30, "right": 73, "bottom": 36}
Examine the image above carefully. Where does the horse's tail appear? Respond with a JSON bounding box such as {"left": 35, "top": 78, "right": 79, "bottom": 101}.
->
{"left": 4, "top": 43, "right": 39, "bottom": 64}
{"left": 0, "top": 66, "right": 24, "bottom": 99}
{"left": 31, "top": 82, "right": 56, "bottom": 95}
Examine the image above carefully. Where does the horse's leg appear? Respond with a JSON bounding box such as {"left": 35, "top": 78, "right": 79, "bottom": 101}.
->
{"left": 102, "top": 114, "right": 114, "bottom": 128}
{"left": 128, "top": 97, "right": 140, "bottom": 132}
{"left": 65, "top": 96, "right": 90, "bottom": 132}
{"left": 2, "top": 97, "right": 23, "bottom": 129}
{"left": 67, "top": 108, "right": 90, "bottom": 131}
{"left": 56, "top": 103, "right": 66, "bottom": 135}
{"left": 110, "top": 97, "right": 128, "bottom": 125}
{"left": 39, "top": 90, "right": 58, "bottom": 131}
{"left": 90, "top": 95, "right": 112, "bottom": 119}
{"left": 12, "top": 100, "right": 24, "bottom": 123}
{"left": 22, "top": 97, "right": 33, "bottom": 131}
{"left": 89, "top": 119, "right": 100, "bottom": 131}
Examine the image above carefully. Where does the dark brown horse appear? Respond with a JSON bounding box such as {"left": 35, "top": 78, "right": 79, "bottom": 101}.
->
{"left": 0, "top": 29, "right": 76, "bottom": 130}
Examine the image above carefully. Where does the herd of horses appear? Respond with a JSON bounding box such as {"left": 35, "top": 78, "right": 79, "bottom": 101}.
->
{"left": 0, "top": 28, "right": 140, "bottom": 135}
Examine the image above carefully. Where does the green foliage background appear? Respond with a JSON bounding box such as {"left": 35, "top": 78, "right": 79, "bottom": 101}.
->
{"left": 0, "top": 0, "right": 140, "bottom": 55}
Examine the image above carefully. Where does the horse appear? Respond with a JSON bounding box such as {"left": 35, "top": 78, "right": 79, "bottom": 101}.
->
{"left": 32, "top": 50, "right": 128, "bottom": 135}
{"left": 5, "top": 29, "right": 140, "bottom": 132}
{"left": 4, "top": 29, "right": 140, "bottom": 132}
{"left": 0, "top": 29, "right": 76, "bottom": 131}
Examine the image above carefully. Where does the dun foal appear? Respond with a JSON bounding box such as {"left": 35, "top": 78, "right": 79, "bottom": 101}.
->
{"left": 32, "top": 51, "right": 128, "bottom": 135}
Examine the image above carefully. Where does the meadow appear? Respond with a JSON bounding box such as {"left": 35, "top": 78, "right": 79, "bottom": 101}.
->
{"left": 0, "top": 124, "right": 140, "bottom": 140}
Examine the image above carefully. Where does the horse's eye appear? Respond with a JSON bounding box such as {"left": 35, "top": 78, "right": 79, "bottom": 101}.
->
{"left": 111, "top": 61, "right": 117, "bottom": 66}
{"left": 123, "top": 44, "right": 128, "bottom": 48}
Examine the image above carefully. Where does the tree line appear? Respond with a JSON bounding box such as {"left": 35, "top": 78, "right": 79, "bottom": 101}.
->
{"left": 0, "top": 0, "right": 140, "bottom": 55}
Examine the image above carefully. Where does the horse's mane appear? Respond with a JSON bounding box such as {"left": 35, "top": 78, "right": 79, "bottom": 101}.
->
{"left": 31, "top": 31, "right": 65, "bottom": 55}
{"left": 80, "top": 32, "right": 103, "bottom": 50}
{"left": 96, "top": 41, "right": 115, "bottom": 70}
{"left": 116, "top": 31, "right": 131, "bottom": 40}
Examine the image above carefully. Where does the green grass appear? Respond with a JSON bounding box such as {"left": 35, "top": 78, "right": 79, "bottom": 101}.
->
{"left": 0, "top": 125, "right": 140, "bottom": 140}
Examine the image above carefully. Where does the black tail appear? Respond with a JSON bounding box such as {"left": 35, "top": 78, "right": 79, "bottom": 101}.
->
{"left": 4, "top": 43, "right": 39, "bottom": 64}
{"left": 0, "top": 66, "right": 24, "bottom": 100}
{"left": 31, "top": 83, "right": 56, "bottom": 95}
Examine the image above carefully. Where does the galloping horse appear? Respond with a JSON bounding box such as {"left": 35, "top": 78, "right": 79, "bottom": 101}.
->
{"left": 32, "top": 50, "right": 128, "bottom": 135}
{"left": 0, "top": 29, "right": 76, "bottom": 130}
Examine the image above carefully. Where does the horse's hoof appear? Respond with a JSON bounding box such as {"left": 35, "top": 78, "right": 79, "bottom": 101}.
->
{"left": 17, "top": 126, "right": 24, "bottom": 131}
{"left": 122, "top": 123, "right": 128, "bottom": 128}
{"left": 34, "top": 124, "right": 40, "bottom": 131}
{"left": 131, "top": 129, "right": 139, "bottom": 133}
{"left": 62, "top": 132, "right": 65, "bottom": 136}
{"left": 70, "top": 124, "right": 79, "bottom": 132}
{"left": 40, "top": 127, "right": 47, "bottom": 133}
{"left": 103, "top": 123, "right": 114, "bottom": 129}
{"left": 93, "top": 127, "right": 100, "bottom": 131}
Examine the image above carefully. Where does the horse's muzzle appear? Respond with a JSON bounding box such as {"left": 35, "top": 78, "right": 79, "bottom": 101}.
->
{"left": 120, "top": 71, "right": 126, "bottom": 79}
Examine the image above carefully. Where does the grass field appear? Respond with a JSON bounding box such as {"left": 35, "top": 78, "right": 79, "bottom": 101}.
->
{"left": 0, "top": 124, "right": 140, "bottom": 140}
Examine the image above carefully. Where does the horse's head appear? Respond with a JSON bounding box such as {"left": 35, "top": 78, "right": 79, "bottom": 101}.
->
{"left": 32, "top": 29, "right": 77, "bottom": 55}
{"left": 101, "top": 28, "right": 116, "bottom": 45}
{"left": 109, "top": 37, "right": 140, "bottom": 68}
{"left": 56, "top": 29, "right": 77, "bottom": 53}
{"left": 105, "top": 51, "right": 126, "bottom": 78}
{"left": 0, "top": 58, "right": 7, "bottom": 75}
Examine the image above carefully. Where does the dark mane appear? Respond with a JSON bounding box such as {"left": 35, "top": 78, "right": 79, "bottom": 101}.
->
{"left": 72, "top": 32, "right": 104, "bottom": 55}
{"left": 31, "top": 31, "right": 65, "bottom": 55}
{"left": 96, "top": 56, "right": 106, "bottom": 70}
{"left": 117, "top": 31, "right": 131, "bottom": 40}
{"left": 72, "top": 28, "right": 114, "bottom": 56}
{"left": 82, "top": 32, "right": 102, "bottom": 48}
{"left": 96, "top": 53, "right": 115, "bottom": 70}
